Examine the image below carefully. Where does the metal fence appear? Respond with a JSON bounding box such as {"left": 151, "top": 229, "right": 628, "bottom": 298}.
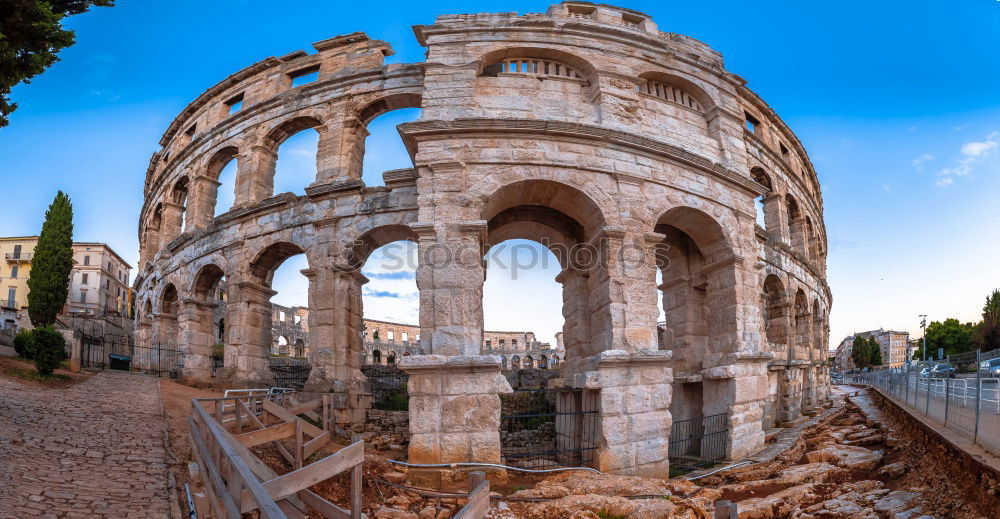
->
{"left": 81, "top": 341, "right": 182, "bottom": 378}
{"left": 668, "top": 412, "right": 730, "bottom": 471}
{"left": 361, "top": 365, "right": 409, "bottom": 411}
{"left": 847, "top": 365, "right": 1000, "bottom": 456}
{"left": 499, "top": 388, "right": 598, "bottom": 469}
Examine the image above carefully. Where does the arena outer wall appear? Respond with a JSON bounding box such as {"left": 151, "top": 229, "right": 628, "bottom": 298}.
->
{"left": 134, "top": 2, "right": 831, "bottom": 478}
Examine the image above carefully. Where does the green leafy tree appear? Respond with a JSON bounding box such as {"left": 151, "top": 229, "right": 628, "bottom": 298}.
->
{"left": 31, "top": 325, "right": 65, "bottom": 376}
{"left": 0, "top": 1, "right": 115, "bottom": 127}
{"left": 976, "top": 289, "right": 1000, "bottom": 351}
{"left": 868, "top": 337, "right": 883, "bottom": 367}
{"left": 922, "top": 318, "right": 976, "bottom": 359}
{"left": 851, "top": 336, "right": 870, "bottom": 369}
{"left": 12, "top": 329, "right": 34, "bottom": 359}
{"left": 27, "top": 191, "right": 74, "bottom": 326}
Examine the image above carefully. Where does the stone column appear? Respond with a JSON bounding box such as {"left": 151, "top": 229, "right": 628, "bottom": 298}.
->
{"left": 555, "top": 268, "right": 591, "bottom": 362}
{"left": 761, "top": 193, "right": 786, "bottom": 241}
{"left": 789, "top": 216, "right": 807, "bottom": 259}
{"left": 304, "top": 266, "right": 370, "bottom": 426}
{"left": 702, "top": 354, "right": 771, "bottom": 459}
{"left": 225, "top": 280, "right": 276, "bottom": 388}
{"left": 189, "top": 175, "right": 222, "bottom": 229}
{"left": 564, "top": 351, "right": 673, "bottom": 477}
{"left": 178, "top": 298, "right": 216, "bottom": 385}
{"left": 234, "top": 145, "right": 277, "bottom": 208}
{"left": 159, "top": 201, "right": 185, "bottom": 247}
{"left": 314, "top": 115, "right": 367, "bottom": 185}
{"left": 401, "top": 221, "right": 512, "bottom": 487}
{"left": 557, "top": 230, "right": 672, "bottom": 477}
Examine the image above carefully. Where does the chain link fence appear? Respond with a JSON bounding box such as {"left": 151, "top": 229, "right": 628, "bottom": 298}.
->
{"left": 847, "top": 362, "right": 1000, "bottom": 456}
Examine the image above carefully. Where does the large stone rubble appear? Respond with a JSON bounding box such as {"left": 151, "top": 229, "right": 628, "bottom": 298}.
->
{"left": 369, "top": 388, "right": 998, "bottom": 519}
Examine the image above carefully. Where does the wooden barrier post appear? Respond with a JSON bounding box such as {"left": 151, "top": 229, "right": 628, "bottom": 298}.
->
{"left": 714, "top": 499, "right": 737, "bottom": 519}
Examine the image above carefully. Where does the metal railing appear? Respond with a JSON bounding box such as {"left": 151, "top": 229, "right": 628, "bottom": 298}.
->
{"left": 847, "top": 364, "right": 1000, "bottom": 456}
{"left": 4, "top": 252, "right": 32, "bottom": 261}
{"left": 499, "top": 388, "right": 598, "bottom": 469}
{"left": 669, "top": 412, "right": 730, "bottom": 471}
{"left": 0, "top": 299, "right": 15, "bottom": 310}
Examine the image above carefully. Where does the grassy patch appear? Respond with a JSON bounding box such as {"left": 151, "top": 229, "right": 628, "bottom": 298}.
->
{"left": 597, "top": 510, "right": 626, "bottom": 519}
{"left": 7, "top": 366, "right": 71, "bottom": 382}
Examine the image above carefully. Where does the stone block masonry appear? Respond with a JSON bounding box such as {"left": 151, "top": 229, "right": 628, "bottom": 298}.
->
{"left": 134, "top": 2, "right": 831, "bottom": 478}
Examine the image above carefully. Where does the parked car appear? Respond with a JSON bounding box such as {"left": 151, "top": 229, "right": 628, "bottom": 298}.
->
{"left": 918, "top": 367, "right": 932, "bottom": 378}
{"left": 929, "top": 364, "right": 956, "bottom": 378}
{"left": 980, "top": 358, "right": 1000, "bottom": 378}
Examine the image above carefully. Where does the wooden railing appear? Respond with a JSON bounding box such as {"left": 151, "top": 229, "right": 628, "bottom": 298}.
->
{"left": 453, "top": 472, "right": 490, "bottom": 519}
{"left": 188, "top": 394, "right": 363, "bottom": 518}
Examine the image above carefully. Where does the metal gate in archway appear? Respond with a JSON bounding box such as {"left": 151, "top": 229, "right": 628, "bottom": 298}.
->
{"left": 499, "top": 388, "right": 598, "bottom": 469}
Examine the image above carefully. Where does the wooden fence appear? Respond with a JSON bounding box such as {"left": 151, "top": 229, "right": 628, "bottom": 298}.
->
{"left": 188, "top": 393, "right": 363, "bottom": 518}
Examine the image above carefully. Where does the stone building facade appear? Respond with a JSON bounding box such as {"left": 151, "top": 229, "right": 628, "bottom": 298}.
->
{"left": 134, "top": 3, "right": 830, "bottom": 477}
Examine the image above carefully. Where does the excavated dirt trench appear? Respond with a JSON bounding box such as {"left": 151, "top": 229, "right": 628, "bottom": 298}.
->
{"left": 337, "top": 386, "right": 1000, "bottom": 519}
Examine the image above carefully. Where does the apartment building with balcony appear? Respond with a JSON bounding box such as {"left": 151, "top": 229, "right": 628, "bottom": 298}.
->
{"left": 0, "top": 236, "right": 37, "bottom": 328}
{"left": 67, "top": 243, "right": 132, "bottom": 316}
{"left": 0, "top": 236, "right": 132, "bottom": 326}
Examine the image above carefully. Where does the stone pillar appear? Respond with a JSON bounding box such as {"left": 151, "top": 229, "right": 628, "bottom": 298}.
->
{"left": 761, "top": 193, "right": 785, "bottom": 241}
{"left": 585, "top": 229, "right": 661, "bottom": 354}
{"left": 702, "top": 354, "right": 770, "bottom": 459}
{"left": 557, "top": 231, "right": 672, "bottom": 477}
{"left": 234, "top": 145, "right": 277, "bottom": 208}
{"left": 178, "top": 298, "right": 216, "bottom": 385}
{"left": 401, "top": 355, "right": 510, "bottom": 487}
{"left": 402, "top": 221, "right": 512, "bottom": 487}
{"left": 566, "top": 351, "right": 673, "bottom": 477}
{"left": 304, "top": 266, "right": 370, "bottom": 426}
{"left": 789, "top": 216, "right": 807, "bottom": 259}
{"left": 778, "top": 365, "right": 803, "bottom": 423}
{"left": 226, "top": 280, "right": 276, "bottom": 387}
{"left": 189, "top": 175, "right": 222, "bottom": 229}
{"left": 556, "top": 268, "right": 591, "bottom": 362}
{"left": 159, "top": 201, "right": 185, "bottom": 247}
{"left": 314, "top": 115, "right": 367, "bottom": 185}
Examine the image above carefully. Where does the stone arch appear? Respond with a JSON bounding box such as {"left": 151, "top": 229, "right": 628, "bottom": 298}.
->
{"left": 387, "top": 351, "right": 397, "bottom": 364}
{"left": 373, "top": 349, "right": 383, "bottom": 365}
{"left": 501, "top": 355, "right": 509, "bottom": 370}
{"left": 255, "top": 115, "right": 327, "bottom": 197}
{"left": 480, "top": 179, "right": 606, "bottom": 363}
{"left": 248, "top": 241, "right": 308, "bottom": 286}
{"left": 636, "top": 71, "right": 716, "bottom": 113}
{"left": 539, "top": 354, "right": 548, "bottom": 369}
{"left": 346, "top": 93, "right": 423, "bottom": 185}
{"left": 477, "top": 47, "right": 597, "bottom": 83}
{"left": 750, "top": 167, "right": 777, "bottom": 232}
{"left": 192, "top": 144, "right": 240, "bottom": 223}
{"left": 347, "top": 224, "right": 419, "bottom": 269}
{"left": 524, "top": 355, "right": 534, "bottom": 368}
{"left": 762, "top": 274, "right": 788, "bottom": 345}
{"left": 786, "top": 194, "right": 806, "bottom": 257}
{"left": 512, "top": 355, "right": 521, "bottom": 369}
{"left": 160, "top": 283, "right": 178, "bottom": 315}
{"left": 357, "top": 93, "right": 422, "bottom": 126}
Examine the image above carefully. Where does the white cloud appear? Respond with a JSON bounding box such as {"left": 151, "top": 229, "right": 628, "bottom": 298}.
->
{"left": 911, "top": 153, "right": 934, "bottom": 170}
{"left": 961, "top": 132, "right": 999, "bottom": 158}
{"left": 936, "top": 131, "right": 999, "bottom": 187}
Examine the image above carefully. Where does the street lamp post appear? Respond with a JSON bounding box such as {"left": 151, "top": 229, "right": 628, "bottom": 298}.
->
{"left": 919, "top": 314, "right": 927, "bottom": 362}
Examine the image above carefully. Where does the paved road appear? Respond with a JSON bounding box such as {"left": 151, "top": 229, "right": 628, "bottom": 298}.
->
{"left": 0, "top": 370, "right": 173, "bottom": 518}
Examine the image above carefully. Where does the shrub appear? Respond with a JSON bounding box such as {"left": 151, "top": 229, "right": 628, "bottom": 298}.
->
{"left": 31, "top": 326, "right": 66, "bottom": 376}
{"left": 13, "top": 330, "right": 34, "bottom": 359}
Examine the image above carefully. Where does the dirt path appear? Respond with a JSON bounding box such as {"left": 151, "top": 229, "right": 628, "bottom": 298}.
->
{"left": 0, "top": 370, "right": 173, "bottom": 518}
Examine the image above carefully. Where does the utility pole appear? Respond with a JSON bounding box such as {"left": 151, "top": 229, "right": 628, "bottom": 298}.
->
{"left": 919, "top": 314, "right": 927, "bottom": 362}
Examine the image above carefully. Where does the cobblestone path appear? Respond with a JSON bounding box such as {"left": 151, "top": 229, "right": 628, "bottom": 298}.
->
{"left": 0, "top": 370, "right": 173, "bottom": 518}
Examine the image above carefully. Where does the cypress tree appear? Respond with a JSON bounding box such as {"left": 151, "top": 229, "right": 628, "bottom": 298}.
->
{"left": 27, "top": 191, "right": 74, "bottom": 326}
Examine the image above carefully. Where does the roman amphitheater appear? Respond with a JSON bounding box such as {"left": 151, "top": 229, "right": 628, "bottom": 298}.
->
{"left": 134, "top": 2, "right": 830, "bottom": 476}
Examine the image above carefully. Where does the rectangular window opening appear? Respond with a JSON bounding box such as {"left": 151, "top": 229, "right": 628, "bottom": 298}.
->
{"left": 745, "top": 112, "right": 761, "bottom": 134}
{"left": 225, "top": 93, "right": 244, "bottom": 115}
{"left": 185, "top": 124, "right": 197, "bottom": 138}
{"left": 289, "top": 66, "right": 320, "bottom": 87}
{"left": 780, "top": 143, "right": 789, "bottom": 156}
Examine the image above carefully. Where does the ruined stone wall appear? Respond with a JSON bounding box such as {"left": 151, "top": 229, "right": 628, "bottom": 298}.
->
{"left": 135, "top": 2, "right": 830, "bottom": 476}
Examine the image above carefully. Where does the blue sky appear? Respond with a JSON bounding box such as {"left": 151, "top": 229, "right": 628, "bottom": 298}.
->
{"left": 2, "top": 0, "right": 1000, "bottom": 347}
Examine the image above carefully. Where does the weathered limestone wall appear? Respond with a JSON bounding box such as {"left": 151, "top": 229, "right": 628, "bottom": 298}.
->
{"left": 135, "top": 2, "right": 831, "bottom": 478}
